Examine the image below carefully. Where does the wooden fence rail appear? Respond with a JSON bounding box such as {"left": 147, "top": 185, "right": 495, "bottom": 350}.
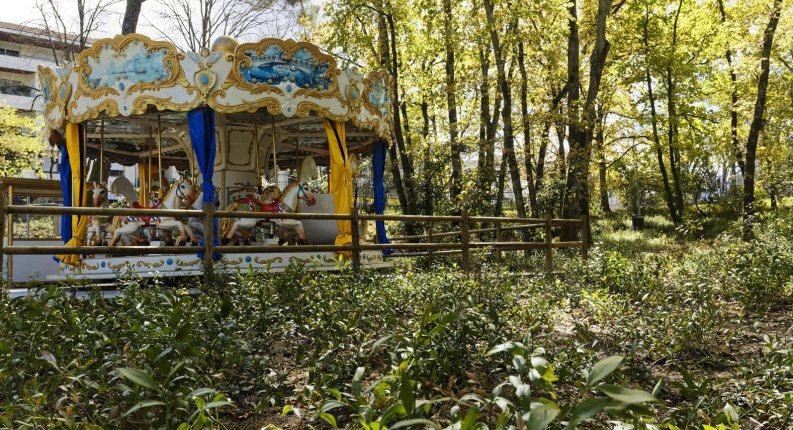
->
{"left": 0, "top": 203, "right": 588, "bottom": 285}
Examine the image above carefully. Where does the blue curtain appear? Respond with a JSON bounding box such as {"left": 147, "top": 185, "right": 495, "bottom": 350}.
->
{"left": 58, "top": 142, "right": 72, "bottom": 244}
{"left": 187, "top": 107, "right": 220, "bottom": 259}
{"left": 372, "top": 139, "right": 391, "bottom": 253}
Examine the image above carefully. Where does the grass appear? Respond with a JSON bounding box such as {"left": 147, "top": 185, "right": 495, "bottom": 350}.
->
{"left": 0, "top": 212, "right": 791, "bottom": 429}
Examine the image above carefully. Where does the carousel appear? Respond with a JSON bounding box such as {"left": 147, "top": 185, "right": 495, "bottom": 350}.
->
{"left": 35, "top": 34, "right": 394, "bottom": 280}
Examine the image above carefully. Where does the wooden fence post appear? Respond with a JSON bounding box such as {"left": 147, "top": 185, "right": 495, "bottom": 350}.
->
{"left": 544, "top": 213, "right": 553, "bottom": 275}
{"left": 351, "top": 207, "right": 361, "bottom": 271}
{"left": 580, "top": 214, "right": 589, "bottom": 260}
{"left": 461, "top": 208, "right": 470, "bottom": 274}
{"left": 426, "top": 224, "right": 434, "bottom": 269}
{"left": 495, "top": 220, "right": 502, "bottom": 264}
{"left": 203, "top": 201, "right": 214, "bottom": 286}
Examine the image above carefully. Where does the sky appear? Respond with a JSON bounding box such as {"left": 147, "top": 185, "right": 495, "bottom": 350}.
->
{"left": 1, "top": 0, "right": 305, "bottom": 47}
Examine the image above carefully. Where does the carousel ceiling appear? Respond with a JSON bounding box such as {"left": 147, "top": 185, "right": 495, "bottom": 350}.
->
{"left": 39, "top": 34, "right": 394, "bottom": 167}
{"left": 80, "top": 109, "right": 377, "bottom": 170}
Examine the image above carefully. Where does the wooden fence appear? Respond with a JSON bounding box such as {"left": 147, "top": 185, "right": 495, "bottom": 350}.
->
{"left": 0, "top": 200, "right": 588, "bottom": 285}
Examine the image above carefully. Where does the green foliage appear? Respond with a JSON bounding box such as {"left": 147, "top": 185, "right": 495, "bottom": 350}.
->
{"left": 0, "top": 103, "right": 44, "bottom": 177}
{"left": 1, "top": 213, "right": 792, "bottom": 428}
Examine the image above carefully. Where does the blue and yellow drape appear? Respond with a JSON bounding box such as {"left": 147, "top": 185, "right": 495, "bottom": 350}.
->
{"left": 56, "top": 123, "right": 89, "bottom": 266}
{"left": 324, "top": 120, "right": 352, "bottom": 250}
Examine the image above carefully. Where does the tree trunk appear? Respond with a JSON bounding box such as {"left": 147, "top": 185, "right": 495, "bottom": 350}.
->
{"left": 483, "top": 0, "right": 527, "bottom": 219}
{"left": 665, "top": 0, "right": 685, "bottom": 218}
{"left": 595, "top": 106, "right": 610, "bottom": 213}
{"left": 644, "top": 6, "right": 679, "bottom": 223}
{"left": 378, "top": 16, "right": 409, "bottom": 219}
{"left": 121, "top": 0, "right": 145, "bottom": 35}
{"left": 494, "top": 156, "right": 507, "bottom": 217}
{"left": 385, "top": 14, "right": 418, "bottom": 215}
{"left": 421, "top": 100, "right": 433, "bottom": 216}
{"left": 518, "top": 40, "right": 537, "bottom": 216}
{"left": 743, "top": 0, "right": 782, "bottom": 241}
{"left": 443, "top": 0, "right": 462, "bottom": 206}
{"left": 476, "top": 45, "right": 498, "bottom": 215}
{"left": 555, "top": 119, "right": 566, "bottom": 176}
{"left": 536, "top": 122, "right": 550, "bottom": 197}
{"left": 562, "top": 0, "right": 612, "bottom": 241}
{"left": 716, "top": 0, "right": 745, "bottom": 176}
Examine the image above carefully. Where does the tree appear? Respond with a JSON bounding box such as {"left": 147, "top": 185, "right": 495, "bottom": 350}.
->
{"left": 121, "top": 0, "right": 146, "bottom": 34}
{"left": 642, "top": 2, "right": 680, "bottom": 223}
{"left": 743, "top": 0, "right": 783, "bottom": 240}
{"left": 153, "top": 0, "right": 287, "bottom": 50}
{"left": 443, "top": 0, "right": 462, "bottom": 205}
{"left": 36, "top": 0, "right": 120, "bottom": 63}
{"left": 482, "top": 0, "right": 528, "bottom": 220}
{"left": 0, "top": 104, "right": 44, "bottom": 178}
{"left": 561, "top": 0, "right": 613, "bottom": 240}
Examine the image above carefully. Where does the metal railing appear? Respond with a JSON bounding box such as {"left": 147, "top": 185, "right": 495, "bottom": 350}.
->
{"left": 0, "top": 201, "right": 588, "bottom": 284}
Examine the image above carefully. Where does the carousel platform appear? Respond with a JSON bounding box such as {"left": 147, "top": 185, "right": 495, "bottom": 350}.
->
{"left": 47, "top": 250, "right": 390, "bottom": 280}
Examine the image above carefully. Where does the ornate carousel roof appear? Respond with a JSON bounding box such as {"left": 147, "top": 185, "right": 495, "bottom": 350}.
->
{"left": 38, "top": 34, "right": 394, "bottom": 147}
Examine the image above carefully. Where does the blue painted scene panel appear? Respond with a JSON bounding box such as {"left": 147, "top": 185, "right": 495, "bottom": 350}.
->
{"left": 241, "top": 44, "right": 332, "bottom": 90}
{"left": 83, "top": 41, "right": 172, "bottom": 91}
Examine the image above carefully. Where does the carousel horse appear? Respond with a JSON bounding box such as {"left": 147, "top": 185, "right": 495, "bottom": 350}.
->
{"left": 185, "top": 185, "right": 220, "bottom": 241}
{"left": 109, "top": 179, "right": 195, "bottom": 246}
{"left": 86, "top": 182, "right": 112, "bottom": 246}
{"left": 223, "top": 157, "right": 318, "bottom": 245}
{"left": 272, "top": 178, "right": 316, "bottom": 245}
{"left": 220, "top": 185, "right": 281, "bottom": 244}
{"left": 155, "top": 179, "right": 198, "bottom": 245}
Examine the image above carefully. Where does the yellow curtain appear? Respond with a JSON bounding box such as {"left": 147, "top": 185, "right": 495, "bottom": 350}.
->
{"left": 57, "top": 123, "right": 89, "bottom": 266}
{"left": 137, "top": 163, "right": 149, "bottom": 205}
{"left": 324, "top": 120, "right": 352, "bottom": 252}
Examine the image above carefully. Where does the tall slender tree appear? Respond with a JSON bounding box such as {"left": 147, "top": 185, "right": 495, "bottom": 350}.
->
{"left": 482, "top": 0, "right": 528, "bottom": 220}
{"left": 743, "top": 0, "right": 783, "bottom": 240}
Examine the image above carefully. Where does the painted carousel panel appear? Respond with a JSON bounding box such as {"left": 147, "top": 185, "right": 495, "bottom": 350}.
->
{"left": 67, "top": 34, "right": 201, "bottom": 122}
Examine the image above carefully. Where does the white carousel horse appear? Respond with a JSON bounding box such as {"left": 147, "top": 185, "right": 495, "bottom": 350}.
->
{"left": 155, "top": 179, "right": 198, "bottom": 245}
{"left": 222, "top": 157, "right": 318, "bottom": 245}
{"left": 86, "top": 182, "right": 112, "bottom": 246}
{"left": 109, "top": 179, "right": 195, "bottom": 246}
{"left": 272, "top": 178, "right": 316, "bottom": 244}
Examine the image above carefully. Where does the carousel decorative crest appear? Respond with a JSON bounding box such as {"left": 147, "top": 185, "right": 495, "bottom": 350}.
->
{"left": 39, "top": 34, "right": 395, "bottom": 143}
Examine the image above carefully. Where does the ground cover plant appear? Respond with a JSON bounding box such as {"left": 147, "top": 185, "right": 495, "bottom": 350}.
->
{"left": 1, "top": 213, "right": 791, "bottom": 429}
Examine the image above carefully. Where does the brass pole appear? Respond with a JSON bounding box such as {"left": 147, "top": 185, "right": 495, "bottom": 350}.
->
{"left": 147, "top": 126, "right": 153, "bottom": 205}
{"left": 253, "top": 114, "right": 262, "bottom": 193}
{"left": 271, "top": 115, "right": 277, "bottom": 184}
{"left": 99, "top": 120, "right": 104, "bottom": 184}
{"left": 157, "top": 115, "right": 164, "bottom": 199}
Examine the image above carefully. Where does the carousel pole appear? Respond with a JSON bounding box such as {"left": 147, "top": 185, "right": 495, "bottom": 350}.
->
{"left": 99, "top": 120, "right": 104, "bottom": 184}
{"left": 253, "top": 114, "right": 262, "bottom": 193}
{"left": 157, "top": 115, "right": 164, "bottom": 200}
{"left": 271, "top": 115, "right": 277, "bottom": 185}
{"left": 147, "top": 126, "right": 153, "bottom": 205}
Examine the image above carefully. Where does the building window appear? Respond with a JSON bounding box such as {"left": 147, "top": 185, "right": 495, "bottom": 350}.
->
{"left": 0, "top": 78, "right": 34, "bottom": 97}
{"left": 0, "top": 48, "right": 20, "bottom": 57}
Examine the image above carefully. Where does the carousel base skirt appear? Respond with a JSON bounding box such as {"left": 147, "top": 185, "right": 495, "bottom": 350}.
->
{"left": 47, "top": 250, "right": 391, "bottom": 280}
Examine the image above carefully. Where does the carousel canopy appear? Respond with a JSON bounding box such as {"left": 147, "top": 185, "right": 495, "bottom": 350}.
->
{"left": 38, "top": 34, "right": 394, "bottom": 168}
